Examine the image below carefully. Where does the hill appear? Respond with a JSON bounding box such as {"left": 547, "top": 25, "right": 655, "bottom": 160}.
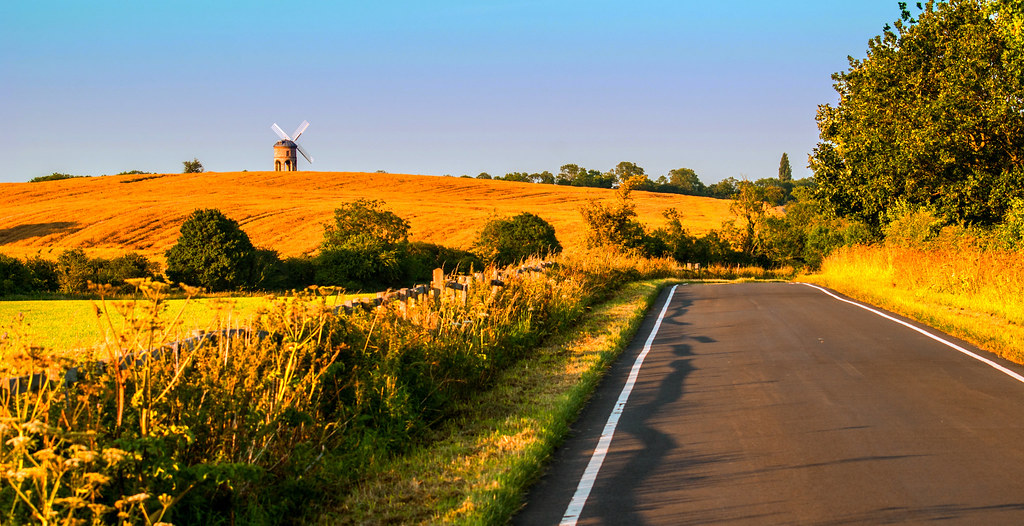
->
{"left": 0, "top": 171, "right": 732, "bottom": 263}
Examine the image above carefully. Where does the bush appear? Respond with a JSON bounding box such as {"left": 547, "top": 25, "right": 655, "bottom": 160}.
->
{"left": 182, "top": 158, "right": 204, "bottom": 173}
{"left": 56, "top": 248, "right": 97, "bottom": 293}
{"left": 474, "top": 212, "right": 562, "bottom": 266}
{"left": 316, "top": 200, "right": 412, "bottom": 290}
{"left": 28, "top": 172, "right": 87, "bottom": 183}
{"left": 405, "top": 242, "right": 482, "bottom": 281}
{"left": 0, "top": 254, "right": 33, "bottom": 296}
{"left": 96, "top": 252, "right": 158, "bottom": 286}
{"left": 165, "top": 209, "right": 259, "bottom": 291}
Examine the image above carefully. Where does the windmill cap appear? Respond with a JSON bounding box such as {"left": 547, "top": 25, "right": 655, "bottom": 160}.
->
{"left": 274, "top": 140, "right": 297, "bottom": 148}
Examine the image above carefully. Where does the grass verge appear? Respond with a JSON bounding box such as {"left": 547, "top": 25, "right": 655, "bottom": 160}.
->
{"left": 324, "top": 278, "right": 679, "bottom": 524}
{"left": 800, "top": 247, "right": 1024, "bottom": 366}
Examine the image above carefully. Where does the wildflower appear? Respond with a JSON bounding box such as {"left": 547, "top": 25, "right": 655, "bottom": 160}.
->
{"left": 21, "top": 420, "right": 46, "bottom": 434}
{"left": 5, "top": 435, "right": 30, "bottom": 450}
{"left": 101, "top": 448, "right": 127, "bottom": 466}
{"left": 123, "top": 492, "right": 149, "bottom": 504}
{"left": 82, "top": 472, "right": 111, "bottom": 486}
{"left": 73, "top": 448, "right": 100, "bottom": 465}
{"left": 10, "top": 466, "right": 47, "bottom": 481}
{"left": 55, "top": 496, "right": 87, "bottom": 509}
{"left": 32, "top": 448, "right": 59, "bottom": 462}
{"left": 88, "top": 503, "right": 115, "bottom": 516}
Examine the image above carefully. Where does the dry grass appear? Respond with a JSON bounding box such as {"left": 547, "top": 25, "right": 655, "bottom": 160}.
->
{"left": 802, "top": 244, "right": 1024, "bottom": 365}
{"left": 0, "top": 172, "right": 731, "bottom": 264}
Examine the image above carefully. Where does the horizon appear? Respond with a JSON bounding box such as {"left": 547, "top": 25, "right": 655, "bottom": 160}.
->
{"left": 2, "top": 1, "right": 902, "bottom": 184}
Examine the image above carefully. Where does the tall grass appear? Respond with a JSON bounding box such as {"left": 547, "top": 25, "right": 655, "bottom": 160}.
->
{"left": 806, "top": 243, "right": 1024, "bottom": 363}
{"left": 0, "top": 254, "right": 674, "bottom": 525}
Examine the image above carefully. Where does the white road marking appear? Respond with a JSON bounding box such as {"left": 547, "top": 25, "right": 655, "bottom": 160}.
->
{"left": 560, "top": 284, "right": 679, "bottom": 526}
{"left": 801, "top": 283, "right": 1024, "bottom": 384}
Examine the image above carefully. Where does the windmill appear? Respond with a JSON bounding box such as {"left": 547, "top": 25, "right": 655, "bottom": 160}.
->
{"left": 271, "top": 120, "right": 313, "bottom": 171}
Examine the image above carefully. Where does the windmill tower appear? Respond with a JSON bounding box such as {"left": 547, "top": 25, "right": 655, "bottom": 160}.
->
{"left": 271, "top": 121, "right": 313, "bottom": 171}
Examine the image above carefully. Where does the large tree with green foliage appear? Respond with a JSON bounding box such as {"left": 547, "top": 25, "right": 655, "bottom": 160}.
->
{"left": 810, "top": 0, "right": 1024, "bottom": 227}
{"left": 165, "top": 209, "right": 258, "bottom": 291}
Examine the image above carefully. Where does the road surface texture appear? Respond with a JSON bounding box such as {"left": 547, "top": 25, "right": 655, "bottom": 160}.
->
{"left": 515, "top": 282, "right": 1024, "bottom": 525}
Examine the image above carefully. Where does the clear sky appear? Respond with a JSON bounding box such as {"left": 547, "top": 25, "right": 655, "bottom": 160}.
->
{"left": 1, "top": 1, "right": 903, "bottom": 184}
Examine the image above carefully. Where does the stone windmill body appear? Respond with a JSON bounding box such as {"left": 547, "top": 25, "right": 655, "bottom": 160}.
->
{"left": 272, "top": 121, "right": 313, "bottom": 171}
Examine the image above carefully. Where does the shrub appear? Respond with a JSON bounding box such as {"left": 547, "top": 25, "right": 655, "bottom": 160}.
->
{"left": 405, "top": 242, "right": 482, "bottom": 281}
{"left": 182, "top": 158, "right": 204, "bottom": 173}
{"left": 165, "top": 209, "right": 258, "bottom": 291}
{"left": 96, "top": 252, "right": 158, "bottom": 286}
{"left": 0, "top": 254, "right": 33, "bottom": 296}
{"left": 28, "top": 172, "right": 87, "bottom": 183}
{"left": 474, "top": 212, "right": 562, "bottom": 266}
{"left": 55, "top": 248, "right": 97, "bottom": 293}
{"left": 316, "top": 200, "right": 412, "bottom": 290}
{"left": 24, "top": 256, "right": 58, "bottom": 292}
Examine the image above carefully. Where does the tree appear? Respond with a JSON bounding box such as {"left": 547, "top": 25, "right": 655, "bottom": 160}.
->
{"left": 182, "top": 158, "right": 204, "bottom": 173}
{"left": 476, "top": 172, "right": 492, "bottom": 180}
{"left": 556, "top": 164, "right": 616, "bottom": 188}
{"left": 580, "top": 175, "right": 660, "bottom": 255}
{"left": 56, "top": 248, "right": 97, "bottom": 293}
{"left": 707, "top": 177, "right": 740, "bottom": 199}
{"left": 778, "top": 153, "right": 792, "bottom": 182}
{"left": 316, "top": 199, "right": 412, "bottom": 289}
{"left": 667, "top": 167, "right": 707, "bottom": 195}
{"left": 321, "top": 199, "right": 410, "bottom": 251}
{"left": 474, "top": 213, "right": 562, "bottom": 265}
{"left": 810, "top": 0, "right": 1024, "bottom": 227}
{"left": 165, "top": 209, "right": 258, "bottom": 291}
{"left": 612, "top": 161, "right": 645, "bottom": 185}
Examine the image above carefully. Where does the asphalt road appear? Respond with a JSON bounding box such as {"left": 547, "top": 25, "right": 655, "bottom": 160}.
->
{"left": 514, "top": 282, "right": 1024, "bottom": 525}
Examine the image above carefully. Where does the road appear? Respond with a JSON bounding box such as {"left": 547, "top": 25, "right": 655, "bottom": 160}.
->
{"left": 514, "top": 282, "right": 1024, "bottom": 525}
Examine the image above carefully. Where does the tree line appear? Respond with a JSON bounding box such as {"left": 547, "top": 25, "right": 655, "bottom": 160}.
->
{"left": 468, "top": 161, "right": 764, "bottom": 199}
{"left": 0, "top": 201, "right": 563, "bottom": 296}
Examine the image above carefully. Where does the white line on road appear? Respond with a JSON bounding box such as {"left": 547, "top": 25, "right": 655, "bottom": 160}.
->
{"left": 801, "top": 283, "right": 1024, "bottom": 385}
{"left": 560, "top": 284, "right": 679, "bottom": 526}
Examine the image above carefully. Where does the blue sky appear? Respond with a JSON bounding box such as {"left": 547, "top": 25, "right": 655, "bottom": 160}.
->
{"left": 1, "top": 1, "right": 902, "bottom": 184}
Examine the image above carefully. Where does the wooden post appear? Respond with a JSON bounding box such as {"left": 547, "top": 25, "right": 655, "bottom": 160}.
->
{"left": 459, "top": 275, "right": 469, "bottom": 307}
{"left": 432, "top": 268, "right": 445, "bottom": 301}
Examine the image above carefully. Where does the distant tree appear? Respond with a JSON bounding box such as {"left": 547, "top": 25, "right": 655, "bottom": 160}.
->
{"left": 474, "top": 213, "right": 562, "bottom": 265}
{"left": 707, "top": 176, "right": 741, "bottom": 199}
{"left": 556, "top": 164, "right": 617, "bottom": 188}
{"left": 117, "top": 170, "right": 152, "bottom": 175}
{"left": 612, "top": 162, "right": 645, "bottom": 185}
{"left": 29, "top": 172, "right": 87, "bottom": 183}
{"left": 778, "top": 153, "right": 793, "bottom": 182}
{"left": 165, "top": 209, "right": 257, "bottom": 291}
{"left": 668, "top": 167, "right": 707, "bottom": 195}
{"left": 500, "top": 172, "right": 534, "bottom": 183}
{"left": 182, "top": 158, "right": 204, "bottom": 173}
{"left": 556, "top": 164, "right": 584, "bottom": 185}
{"left": 476, "top": 172, "right": 492, "bottom": 180}
{"left": 534, "top": 171, "right": 555, "bottom": 184}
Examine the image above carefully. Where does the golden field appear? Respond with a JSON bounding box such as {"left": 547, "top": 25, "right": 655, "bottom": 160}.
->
{"left": 0, "top": 171, "right": 731, "bottom": 263}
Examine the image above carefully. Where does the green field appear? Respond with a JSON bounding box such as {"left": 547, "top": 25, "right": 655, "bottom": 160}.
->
{"left": 0, "top": 296, "right": 275, "bottom": 358}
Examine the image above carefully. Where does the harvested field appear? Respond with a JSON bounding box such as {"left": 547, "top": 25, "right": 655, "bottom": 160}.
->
{"left": 0, "top": 171, "right": 732, "bottom": 263}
